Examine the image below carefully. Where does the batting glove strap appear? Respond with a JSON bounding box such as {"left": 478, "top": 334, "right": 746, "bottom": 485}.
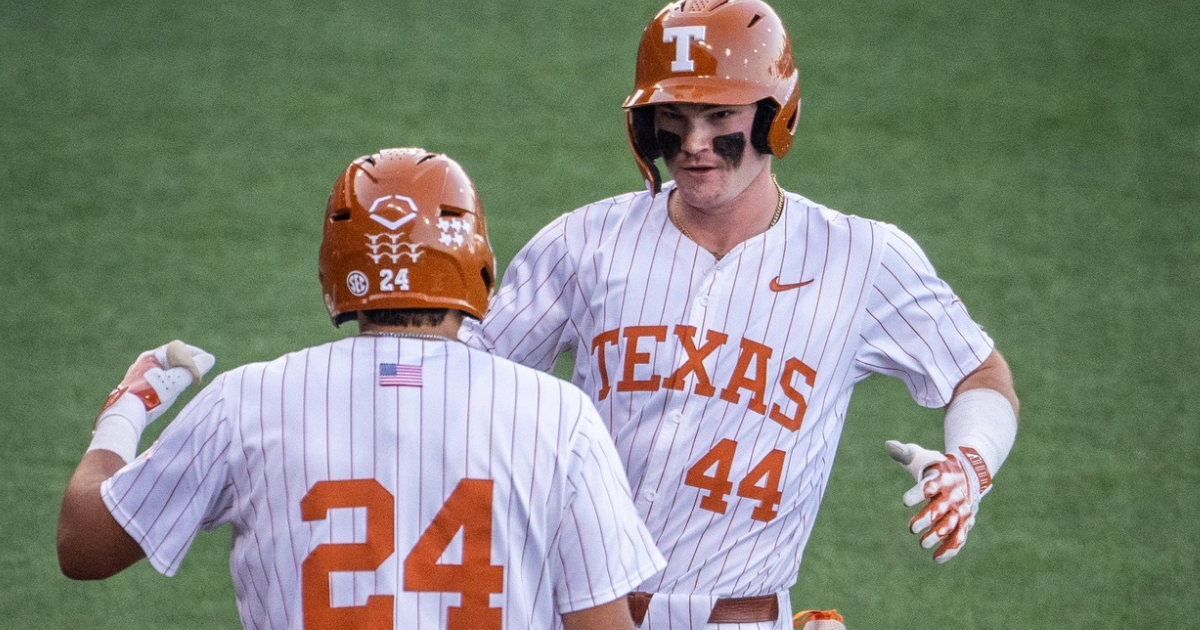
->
{"left": 947, "top": 450, "right": 984, "bottom": 511}
{"left": 952, "top": 446, "right": 992, "bottom": 498}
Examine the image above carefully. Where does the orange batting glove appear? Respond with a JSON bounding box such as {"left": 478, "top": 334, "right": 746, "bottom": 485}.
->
{"left": 793, "top": 609, "right": 846, "bottom": 629}
{"left": 886, "top": 440, "right": 985, "bottom": 563}
{"left": 89, "top": 340, "right": 215, "bottom": 462}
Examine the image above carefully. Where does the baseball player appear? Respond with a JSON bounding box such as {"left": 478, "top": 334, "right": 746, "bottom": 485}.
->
{"left": 461, "top": 1, "right": 1020, "bottom": 628}
{"left": 57, "top": 148, "right": 667, "bottom": 629}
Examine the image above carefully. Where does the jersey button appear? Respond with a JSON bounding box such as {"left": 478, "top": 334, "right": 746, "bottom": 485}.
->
{"left": 699, "top": 296, "right": 709, "bottom": 307}
{"left": 643, "top": 489, "right": 658, "bottom": 502}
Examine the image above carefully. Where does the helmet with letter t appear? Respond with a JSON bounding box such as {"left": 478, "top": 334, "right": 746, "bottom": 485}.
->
{"left": 623, "top": 0, "right": 801, "bottom": 193}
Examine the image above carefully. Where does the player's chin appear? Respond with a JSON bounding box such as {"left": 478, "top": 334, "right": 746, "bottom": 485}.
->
{"left": 670, "top": 168, "right": 725, "bottom": 200}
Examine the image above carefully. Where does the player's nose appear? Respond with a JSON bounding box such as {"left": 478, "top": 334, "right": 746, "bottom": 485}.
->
{"left": 679, "top": 123, "right": 715, "bottom": 156}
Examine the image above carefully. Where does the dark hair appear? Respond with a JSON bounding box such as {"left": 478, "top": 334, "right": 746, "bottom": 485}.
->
{"left": 360, "top": 308, "right": 464, "bottom": 328}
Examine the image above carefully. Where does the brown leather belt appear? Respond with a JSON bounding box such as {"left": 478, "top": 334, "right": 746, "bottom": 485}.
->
{"left": 626, "top": 591, "right": 779, "bottom": 626}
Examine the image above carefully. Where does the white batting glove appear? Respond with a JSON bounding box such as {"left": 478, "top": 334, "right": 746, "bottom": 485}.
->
{"left": 885, "top": 440, "right": 946, "bottom": 481}
{"left": 886, "top": 440, "right": 981, "bottom": 564}
{"left": 89, "top": 340, "right": 215, "bottom": 462}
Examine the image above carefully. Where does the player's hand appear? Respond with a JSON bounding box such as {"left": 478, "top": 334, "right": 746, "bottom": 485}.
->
{"left": 97, "top": 340, "right": 216, "bottom": 432}
{"left": 886, "top": 440, "right": 980, "bottom": 563}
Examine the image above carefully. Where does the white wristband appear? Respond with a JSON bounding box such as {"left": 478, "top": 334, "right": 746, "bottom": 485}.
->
{"left": 944, "top": 388, "right": 1017, "bottom": 496}
{"left": 87, "top": 394, "right": 147, "bottom": 463}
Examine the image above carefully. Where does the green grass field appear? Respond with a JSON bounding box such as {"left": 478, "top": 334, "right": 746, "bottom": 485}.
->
{"left": 2, "top": 0, "right": 1196, "bottom": 627}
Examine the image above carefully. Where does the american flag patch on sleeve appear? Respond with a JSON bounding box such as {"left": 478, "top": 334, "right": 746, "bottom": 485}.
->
{"left": 378, "top": 363, "right": 422, "bottom": 387}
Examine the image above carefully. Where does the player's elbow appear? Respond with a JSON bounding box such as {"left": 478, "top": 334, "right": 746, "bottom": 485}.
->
{"left": 57, "top": 503, "right": 138, "bottom": 580}
{"left": 58, "top": 559, "right": 102, "bottom": 581}
{"left": 57, "top": 536, "right": 115, "bottom": 580}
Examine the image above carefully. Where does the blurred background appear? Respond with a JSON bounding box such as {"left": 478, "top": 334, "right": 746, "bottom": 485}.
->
{"left": 2, "top": 0, "right": 1196, "bottom": 627}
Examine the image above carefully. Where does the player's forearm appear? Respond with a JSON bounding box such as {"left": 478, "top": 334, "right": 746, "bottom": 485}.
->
{"left": 57, "top": 450, "right": 145, "bottom": 580}
{"left": 59, "top": 340, "right": 214, "bottom": 579}
{"left": 952, "top": 349, "right": 1019, "bottom": 420}
{"left": 944, "top": 349, "right": 1019, "bottom": 499}
{"left": 883, "top": 349, "right": 1019, "bottom": 562}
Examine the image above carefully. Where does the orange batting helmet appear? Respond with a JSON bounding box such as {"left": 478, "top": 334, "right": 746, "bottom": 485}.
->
{"left": 319, "top": 148, "right": 496, "bottom": 326}
{"left": 623, "top": 0, "right": 801, "bottom": 193}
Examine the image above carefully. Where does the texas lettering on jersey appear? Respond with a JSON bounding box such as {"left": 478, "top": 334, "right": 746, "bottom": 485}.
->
{"left": 591, "top": 324, "right": 816, "bottom": 432}
{"left": 465, "top": 184, "right": 996, "bottom": 620}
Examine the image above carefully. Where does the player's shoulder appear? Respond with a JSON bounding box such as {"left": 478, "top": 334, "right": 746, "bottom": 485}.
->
{"left": 783, "top": 189, "right": 883, "bottom": 229}
{"left": 206, "top": 338, "right": 341, "bottom": 387}
{"left": 556, "top": 188, "right": 654, "bottom": 234}
{"left": 464, "top": 345, "right": 588, "bottom": 391}
{"left": 785, "top": 190, "right": 944, "bottom": 283}
{"left": 782, "top": 188, "right": 918, "bottom": 245}
{"left": 569, "top": 188, "right": 647, "bottom": 217}
{"left": 462, "top": 345, "right": 596, "bottom": 411}
{"left": 519, "top": 188, "right": 655, "bottom": 263}
{"left": 169, "top": 351, "right": 279, "bottom": 418}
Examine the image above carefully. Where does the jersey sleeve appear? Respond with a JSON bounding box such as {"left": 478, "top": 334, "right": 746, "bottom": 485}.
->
{"left": 461, "top": 213, "right": 579, "bottom": 372}
{"left": 100, "top": 376, "right": 235, "bottom": 577}
{"left": 854, "top": 223, "right": 995, "bottom": 408}
{"left": 552, "top": 396, "right": 665, "bottom": 612}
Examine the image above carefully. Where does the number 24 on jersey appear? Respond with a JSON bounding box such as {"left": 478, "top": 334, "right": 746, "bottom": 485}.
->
{"left": 301, "top": 478, "right": 503, "bottom": 630}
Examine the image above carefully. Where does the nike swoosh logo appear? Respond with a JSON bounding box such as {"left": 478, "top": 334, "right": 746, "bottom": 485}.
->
{"left": 769, "top": 277, "right": 814, "bottom": 292}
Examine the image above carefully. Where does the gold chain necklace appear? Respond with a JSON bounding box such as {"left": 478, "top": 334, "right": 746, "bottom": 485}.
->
{"left": 670, "top": 174, "right": 785, "bottom": 260}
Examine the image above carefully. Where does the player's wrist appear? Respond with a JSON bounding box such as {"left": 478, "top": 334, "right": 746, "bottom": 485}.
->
{"left": 944, "top": 388, "right": 1017, "bottom": 497}
{"left": 946, "top": 450, "right": 984, "bottom": 509}
{"left": 88, "top": 393, "right": 149, "bottom": 463}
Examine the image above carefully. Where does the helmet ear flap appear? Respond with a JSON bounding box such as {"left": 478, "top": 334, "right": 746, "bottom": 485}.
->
{"left": 632, "top": 106, "right": 660, "bottom": 161}
{"left": 481, "top": 264, "right": 494, "bottom": 293}
{"left": 626, "top": 106, "right": 663, "bottom": 194}
{"left": 766, "top": 81, "right": 801, "bottom": 157}
{"left": 753, "top": 96, "right": 802, "bottom": 157}
{"left": 751, "top": 99, "right": 777, "bottom": 155}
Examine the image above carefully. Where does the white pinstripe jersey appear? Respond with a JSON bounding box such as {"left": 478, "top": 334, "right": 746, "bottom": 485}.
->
{"left": 462, "top": 183, "right": 995, "bottom": 628}
{"left": 101, "top": 336, "right": 665, "bottom": 630}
